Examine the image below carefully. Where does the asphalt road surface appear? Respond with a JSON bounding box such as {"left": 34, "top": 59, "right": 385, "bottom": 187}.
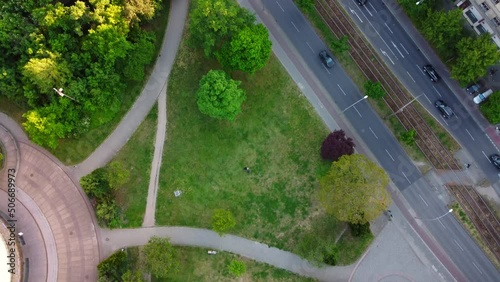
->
{"left": 260, "top": 0, "right": 500, "bottom": 280}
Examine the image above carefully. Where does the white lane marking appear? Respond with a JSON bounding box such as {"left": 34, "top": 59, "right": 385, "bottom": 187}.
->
{"left": 465, "top": 129, "right": 475, "bottom": 141}
{"left": 385, "top": 149, "right": 395, "bottom": 161}
{"left": 416, "top": 64, "right": 424, "bottom": 74}
{"left": 306, "top": 42, "right": 314, "bottom": 53}
{"left": 276, "top": 1, "right": 284, "bottom": 12}
{"left": 454, "top": 240, "right": 464, "bottom": 251}
{"left": 454, "top": 113, "right": 459, "bottom": 120}
{"left": 438, "top": 218, "right": 446, "bottom": 229}
{"left": 400, "top": 43, "right": 410, "bottom": 55}
{"left": 407, "top": 71, "right": 415, "bottom": 82}
{"left": 472, "top": 262, "right": 483, "bottom": 275}
{"left": 349, "top": 8, "right": 363, "bottom": 22}
{"left": 337, "top": 84, "right": 347, "bottom": 96}
{"left": 391, "top": 41, "right": 404, "bottom": 58}
{"left": 322, "top": 64, "right": 331, "bottom": 74}
{"left": 354, "top": 106, "right": 362, "bottom": 117}
{"left": 418, "top": 194, "right": 428, "bottom": 206}
{"left": 357, "top": 3, "right": 373, "bottom": 17}
{"left": 402, "top": 171, "right": 411, "bottom": 184}
{"left": 483, "top": 151, "right": 492, "bottom": 163}
{"left": 370, "top": 22, "right": 394, "bottom": 56}
{"left": 369, "top": 127, "right": 378, "bottom": 139}
{"left": 432, "top": 85, "right": 442, "bottom": 97}
{"left": 440, "top": 116, "right": 449, "bottom": 126}
{"left": 484, "top": 133, "right": 500, "bottom": 153}
{"left": 291, "top": 21, "right": 300, "bottom": 32}
{"left": 369, "top": 3, "right": 376, "bottom": 11}
{"left": 380, "top": 48, "right": 395, "bottom": 65}
{"left": 384, "top": 23, "right": 394, "bottom": 34}
{"left": 424, "top": 94, "right": 432, "bottom": 104}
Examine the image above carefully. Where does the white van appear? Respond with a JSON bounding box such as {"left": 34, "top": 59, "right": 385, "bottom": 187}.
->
{"left": 473, "top": 89, "right": 493, "bottom": 104}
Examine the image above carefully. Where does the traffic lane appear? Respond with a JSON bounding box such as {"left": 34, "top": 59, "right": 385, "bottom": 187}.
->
{"left": 267, "top": 0, "right": 421, "bottom": 188}
{"left": 403, "top": 180, "right": 499, "bottom": 281}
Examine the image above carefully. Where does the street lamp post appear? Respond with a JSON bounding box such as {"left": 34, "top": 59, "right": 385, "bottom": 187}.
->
{"left": 416, "top": 209, "right": 453, "bottom": 221}
{"left": 385, "top": 94, "right": 423, "bottom": 119}
{"left": 416, "top": 0, "right": 425, "bottom": 5}
{"left": 342, "top": 95, "right": 368, "bottom": 113}
{"left": 53, "top": 88, "right": 77, "bottom": 102}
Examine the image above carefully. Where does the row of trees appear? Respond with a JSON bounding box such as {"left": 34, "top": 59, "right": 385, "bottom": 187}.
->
{"left": 1, "top": 0, "right": 161, "bottom": 148}
{"left": 399, "top": 0, "right": 500, "bottom": 85}
{"left": 189, "top": 0, "right": 272, "bottom": 121}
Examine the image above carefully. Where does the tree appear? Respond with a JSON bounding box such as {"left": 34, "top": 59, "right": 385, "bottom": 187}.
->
{"left": 400, "top": 129, "right": 417, "bottom": 146}
{"left": 364, "top": 80, "right": 385, "bottom": 100}
{"left": 22, "top": 109, "right": 66, "bottom": 149}
{"left": 142, "top": 237, "right": 179, "bottom": 278}
{"left": 451, "top": 35, "right": 500, "bottom": 84}
{"left": 80, "top": 168, "right": 110, "bottom": 199}
{"left": 189, "top": 0, "right": 255, "bottom": 57}
{"left": 22, "top": 53, "right": 71, "bottom": 93}
{"left": 122, "top": 270, "right": 144, "bottom": 282}
{"left": 227, "top": 259, "right": 246, "bottom": 277}
{"left": 319, "top": 154, "right": 391, "bottom": 224}
{"left": 480, "top": 91, "right": 500, "bottom": 124}
{"left": 217, "top": 24, "right": 272, "bottom": 74}
{"left": 212, "top": 209, "right": 236, "bottom": 235}
{"left": 97, "top": 251, "right": 127, "bottom": 281}
{"left": 196, "top": 70, "right": 246, "bottom": 121}
{"left": 106, "top": 161, "right": 130, "bottom": 190}
{"left": 421, "top": 9, "right": 463, "bottom": 58}
{"left": 96, "top": 197, "right": 119, "bottom": 227}
{"left": 122, "top": 31, "right": 155, "bottom": 81}
{"left": 320, "top": 130, "right": 355, "bottom": 162}
{"left": 330, "top": 35, "right": 349, "bottom": 54}
{"left": 123, "top": 0, "right": 158, "bottom": 24}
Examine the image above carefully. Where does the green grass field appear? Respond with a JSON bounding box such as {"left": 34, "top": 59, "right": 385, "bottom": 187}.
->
{"left": 155, "top": 36, "right": 338, "bottom": 253}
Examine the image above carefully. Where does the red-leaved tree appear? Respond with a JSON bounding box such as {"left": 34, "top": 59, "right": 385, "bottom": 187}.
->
{"left": 320, "top": 130, "right": 355, "bottom": 161}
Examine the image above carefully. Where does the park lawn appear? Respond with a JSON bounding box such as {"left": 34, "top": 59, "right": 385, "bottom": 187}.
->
{"left": 50, "top": 0, "right": 171, "bottom": 165}
{"left": 111, "top": 106, "right": 157, "bottom": 227}
{"left": 156, "top": 37, "right": 334, "bottom": 252}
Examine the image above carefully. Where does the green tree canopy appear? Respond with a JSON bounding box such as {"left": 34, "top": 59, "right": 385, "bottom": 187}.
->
{"left": 196, "top": 70, "right": 246, "bottom": 121}
{"left": 227, "top": 259, "right": 246, "bottom": 277}
{"left": 189, "top": 0, "right": 255, "bottom": 57}
{"left": 364, "top": 81, "right": 385, "bottom": 100}
{"left": 142, "top": 237, "right": 179, "bottom": 278}
{"left": 212, "top": 209, "right": 236, "bottom": 235}
{"left": 480, "top": 91, "right": 500, "bottom": 124}
{"left": 451, "top": 35, "right": 500, "bottom": 84}
{"left": 319, "top": 154, "right": 391, "bottom": 224}
{"left": 421, "top": 9, "right": 463, "bottom": 58}
{"left": 22, "top": 109, "right": 66, "bottom": 149}
{"left": 217, "top": 24, "right": 272, "bottom": 74}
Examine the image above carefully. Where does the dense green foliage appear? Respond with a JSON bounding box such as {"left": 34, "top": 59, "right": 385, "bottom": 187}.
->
{"left": 227, "top": 259, "right": 246, "bottom": 277}
{"left": 330, "top": 35, "right": 350, "bottom": 54}
{"left": 319, "top": 154, "right": 391, "bottom": 224}
{"left": 364, "top": 80, "right": 385, "bottom": 100}
{"left": 451, "top": 35, "right": 500, "bottom": 84}
{"left": 196, "top": 70, "right": 246, "bottom": 121}
{"left": 0, "top": 0, "right": 161, "bottom": 148}
{"left": 143, "top": 237, "right": 179, "bottom": 278}
{"left": 217, "top": 24, "right": 272, "bottom": 74}
{"left": 480, "top": 92, "right": 500, "bottom": 124}
{"left": 400, "top": 129, "right": 417, "bottom": 146}
{"left": 421, "top": 9, "right": 464, "bottom": 58}
{"left": 97, "top": 251, "right": 128, "bottom": 282}
{"left": 211, "top": 209, "right": 237, "bottom": 235}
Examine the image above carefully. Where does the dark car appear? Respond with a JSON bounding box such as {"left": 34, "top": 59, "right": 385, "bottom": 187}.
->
{"left": 490, "top": 154, "right": 500, "bottom": 169}
{"left": 357, "top": 0, "right": 367, "bottom": 6}
{"left": 435, "top": 100, "right": 454, "bottom": 118}
{"left": 423, "top": 65, "right": 440, "bottom": 82}
{"left": 319, "top": 50, "right": 334, "bottom": 68}
{"left": 466, "top": 83, "right": 480, "bottom": 95}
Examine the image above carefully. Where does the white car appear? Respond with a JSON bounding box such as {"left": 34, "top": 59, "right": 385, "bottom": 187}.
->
{"left": 473, "top": 89, "right": 493, "bottom": 104}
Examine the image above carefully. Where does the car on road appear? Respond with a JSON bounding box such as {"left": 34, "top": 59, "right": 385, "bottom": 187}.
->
{"left": 357, "top": 0, "right": 367, "bottom": 6}
{"left": 423, "top": 65, "right": 439, "bottom": 82}
{"left": 473, "top": 89, "right": 493, "bottom": 104}
{"left": 490, "top": 154, "right": 500, "bottom": 169}
{"left": 466, "top": 83, "right": 480, "bottom": 95}
{"left": 319, "top": 50, "right": 334, "bottom": 68}
{"left": 435, "top": 100, "right": 454, "bottom": 118}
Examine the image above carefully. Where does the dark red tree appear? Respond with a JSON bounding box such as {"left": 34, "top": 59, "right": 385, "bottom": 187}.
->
{"left": 320, "top": 130, "right": 355, "bottom": 161}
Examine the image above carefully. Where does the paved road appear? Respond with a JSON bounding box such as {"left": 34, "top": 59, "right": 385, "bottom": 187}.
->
{"left": 255, "top": 0, "right": 499, "bottom": 280}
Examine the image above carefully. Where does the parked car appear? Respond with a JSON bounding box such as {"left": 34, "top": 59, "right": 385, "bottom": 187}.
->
{"left": 466, "top": 83, "right": 480, "bottom": 95}
{"left": 473, "top": 89, "right": 493, "bottom": 104}
{"left": 357, "top": 0, "right": 367, "bottom": 6}
{"left": 435, "top": 100, "right": 454, "bottom": 118}
{"left": 423, "top": 65, "right": 439, "bottom": 82}
{"left": 490, "top": 154, "right": 500, "bottom": 169}
{"left": 319, "top": 50, "right": 334, "bottom": 68}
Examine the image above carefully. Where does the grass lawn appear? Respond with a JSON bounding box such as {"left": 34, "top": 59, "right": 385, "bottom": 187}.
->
{"left": 46, "top": 0, "right": 170, "bottom": 165}
{"left": 122, "top": 246, "right": 315, "bottom": 282}
{"left": 109, "top": 105, "right": 157, "bottom": 227}
{"left": 156, "top": 34, "right": 339, "bottom": 254}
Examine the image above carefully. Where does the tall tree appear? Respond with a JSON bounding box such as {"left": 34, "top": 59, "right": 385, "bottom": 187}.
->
{"left": 319, "top": 154, "right": 391, "bottom": 224}
{"left": 451, "top": 35, "right": 500, "bottom": 84}
{"left": 421, "top": 9, "right": 463, "bottom": 58}
{"left": 217, "top": 24, "right": 272, "bottom": 74}
{"left": 22, "top": 109, "right": 67, "bottom": 149}
{"left": 480, "top": 92, "right": 500, "bottom": 124}
{"left": 142, "top": 237, "right": 179, "bottom": 278}
{"left": 189, "top": 0, "right": 255, "bottom": 57}
{"left": 320, "top": 130, "right": 355, "bottom": 162}
{"left": 22, "top": 52, "right": 71, "bottom": 94}
{"left": 196, "top": 70, "right": 246, "bottom": 121}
